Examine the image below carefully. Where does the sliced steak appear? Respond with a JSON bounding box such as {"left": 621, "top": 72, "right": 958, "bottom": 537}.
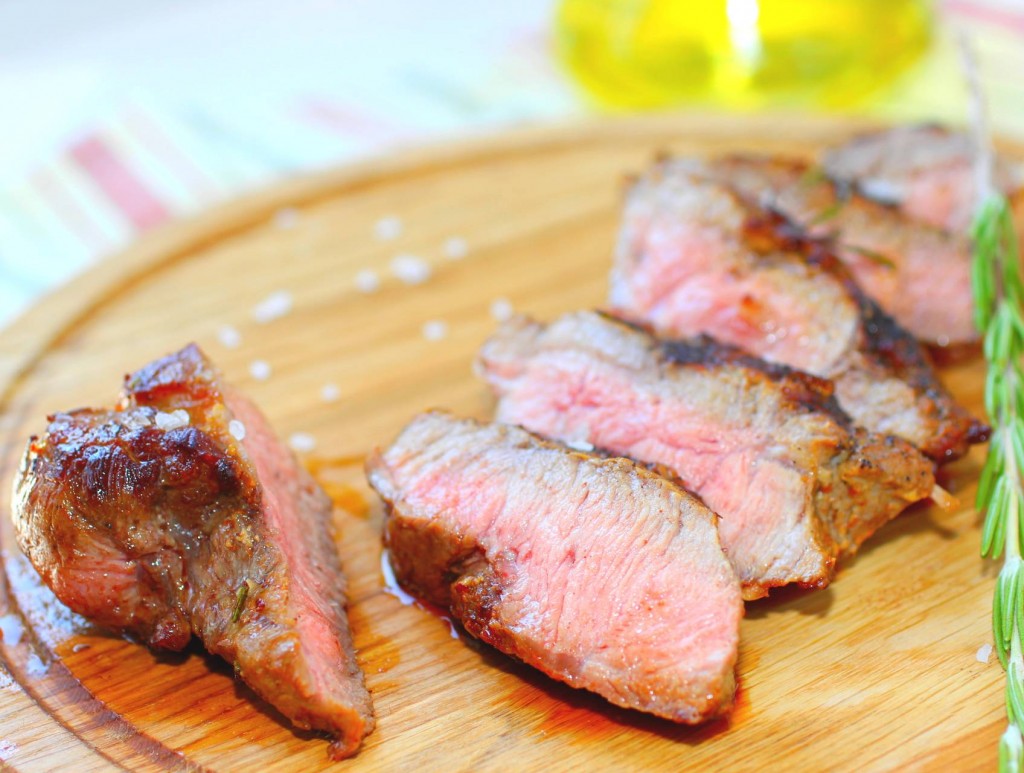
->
{"left": 822, "top": 124, "right": 1024, "bottom": 234}
{"left": 365, "top": 411, "right": 742, "bottom": 723}
{"left": 478, "top": 311, "right": 936, "bottom": 599}
{"left": 609, "top": 166, "right": 987, "bottom": 462}
{"left": 666, "top": 154, "right": 977, "bottom": 347}
{"left": 12, "top": 345, "right": 373, "bottom": 758}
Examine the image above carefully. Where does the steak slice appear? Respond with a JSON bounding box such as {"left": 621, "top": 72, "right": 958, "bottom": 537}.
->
{"left": 477, "top": 311, "right": 936, "bottom": 599}
{"left": 12, "top": 345, "right": 373, "bottom": 758}
{"left": 365, "top": 411, "right": 742, "bottom": 723}
{"left": 666, "top": 154, "right": 977, "bottom": 347}
{"left": 609, "top": 166, "right": 987, "bottom": 461}
{"left": 821, "top": 124, "right": 1024, "bottom": 234}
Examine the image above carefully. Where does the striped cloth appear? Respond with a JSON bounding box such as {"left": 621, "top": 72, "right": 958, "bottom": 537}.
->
{"left": 1, "top": 0, "right": 1021, "bottom": 327}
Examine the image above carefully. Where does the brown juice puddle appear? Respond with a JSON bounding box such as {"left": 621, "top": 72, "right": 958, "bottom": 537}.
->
{"left": 306, "top": 456, "right": 372, "bottom": 518}
{"left": 379, "top": 550, "right": 460, "bottom": 640}
{"left": 491, "top": 647, "right": 745, "bottom": 746}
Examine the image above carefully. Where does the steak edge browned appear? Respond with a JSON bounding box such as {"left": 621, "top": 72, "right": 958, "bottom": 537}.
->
{"left": 665, "top": 154, "right": 978, "bottom": 348}
{"left": 366, "top": 411, "right": 743, "bottom": 722}
{"left": 12, "top": 344, "right": 373, "bottom": 758}
{"left": 478, "top": 311, "right": 936, "bottom": 599}
{"left": 822, "top": 124, "right": 1024, "bottom": 234}
{"left": 609, "top": 165, "right": 988, "bottom": 462}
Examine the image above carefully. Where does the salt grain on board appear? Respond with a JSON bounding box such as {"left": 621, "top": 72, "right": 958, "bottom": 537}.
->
{"left": 565, "top": 439, "right": 595, "bottom": 452}
{"left": 229, "top": 420, "right": 247, "bottom": 441}
{"left": 443, "top": 236, "right": 468, "bottom": 260}
{"left": 0, "top": 615, "right": 24, "bottom": 646}
{"left": 0, "top": 739, "right": 17, "bottom": 761}
{"left": 252, "top": 290, "right": 293, "bottom": 323}
{"left": 25, "top": 652, "right": 47, "bottom": 678}
{"left": 391, "top": 254, "right": 432, "bottom": 285}
{"left": 289, "top": 432, "right": 317, "bottom": 453}
{"left": 374, "top": 215, "right": 403, "bottom": 241}
{"left": 977, "top": 643, "right": 993, "bottom": 664}
{"left": 490, "top": 297, "right": 514, "bottom": 322}
{"left": 422, "top": 320, "right": 448, "bottom": 341}
{"left": 274, "top": 208, "right": 300, "bottom": 229}
{"left": 155, "top": 410, "right": 190, "bottom": 431}
{"left": 321, "top": 383, "right": 341, "bottom": 402}
{"left": 218, "top": 325, "right": 242, "bottom": 349}
{"left": 355, "top": 269, "right": 381, "bottom": 294}
{"left": 249, "top": 360, "right": 272, "bottom": 381}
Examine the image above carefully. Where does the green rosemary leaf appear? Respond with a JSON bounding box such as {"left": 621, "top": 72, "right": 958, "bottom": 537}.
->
{"left": 806, "top": 201, "right": 843, "bottom": 227}
{"left": 231, "top": 582, "right": 249, "bottom": 624}
{"left": 1000, "top": 725, "right": 1023, "bottom": 773}
{"left": 843, "top": 244, "right": 897, "bottom": 270}
{"left": 1010, "top": 664, "right": 1024, "bottom": 728}
{"left": 978, "top": 438, "right": 1004, "bottom": 512}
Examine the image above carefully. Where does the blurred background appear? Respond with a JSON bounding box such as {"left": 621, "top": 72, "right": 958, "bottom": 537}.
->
{"left": 1, "top": 0, "right": 1022, "bottom": 327}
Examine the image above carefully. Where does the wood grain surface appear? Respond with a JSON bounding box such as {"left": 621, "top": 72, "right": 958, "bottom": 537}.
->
{"left": 0, "top": 115, "right": 1014, "bottom": 772}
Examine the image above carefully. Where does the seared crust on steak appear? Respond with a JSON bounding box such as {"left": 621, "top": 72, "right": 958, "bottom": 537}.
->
{"left": 478, "top": 311, "right": 936, "bottom": 599}
{"left": 609, "top": 166, "right": 987, "bottom": 461}
{"left": 366, "top": 412, "right": 743, "bottom": 722}
{"left": 12, "top": 345, "right": 373, "bottom": 758}
{"left": 822, "top": 124, "right": 1024, "bottom": 234}
{"left": 664, "top": 154, "right": 978, "bottom": 348}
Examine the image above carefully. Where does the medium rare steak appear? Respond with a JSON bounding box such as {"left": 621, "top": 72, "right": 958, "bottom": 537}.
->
{"left": 478, "top": 311, "right": 936, "bottom": 599}
{"left": 609, "top": 167, "right": 987, "bottom": 461}
{"left": 664, "top": 154, "right": 977, "bottom": 347}
{"left": 822, "top": 124, "right": 1024, "bottom": 234}
{"left": 12, "top": 345, "right": 373, "bottom": 758}
{"left": 365, "top": 411, "right": 742, "bottom": 723}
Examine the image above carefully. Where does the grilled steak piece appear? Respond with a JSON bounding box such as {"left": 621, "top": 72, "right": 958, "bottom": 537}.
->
{"left": 366, "top": 411, "right": 742, "bottom": 723}
{"left": 822, "top": 124, "right": 1024, "bottom": 234}
{"left": 664, "top": 154, "right": 976, "bottom": 347}
{"left": 609, "top": 167, "right": 987, "bottom": 461}
{"left": 12, "top": 345, "right": 373, "bottom": 758}
{"left": 478, "top": 311, "right": 936, "bottom": 599}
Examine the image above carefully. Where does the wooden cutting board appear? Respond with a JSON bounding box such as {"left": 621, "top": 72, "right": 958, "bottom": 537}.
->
{"left": 0, "top": 114, "right": 1013, "bottom": 772}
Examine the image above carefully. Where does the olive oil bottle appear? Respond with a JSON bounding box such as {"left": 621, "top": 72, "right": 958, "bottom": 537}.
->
{"left": 555, "top": 0, "right": 933, "bottom": 109}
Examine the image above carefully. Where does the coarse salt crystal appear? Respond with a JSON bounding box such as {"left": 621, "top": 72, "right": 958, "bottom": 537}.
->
{"left": 443, "top": 236, "right": 468, "bottom": 260}
{"left": 374, "top": 215, "right": 403, "bottom": 241}
{"left": 321, "top": 383, "right": 340, "bottom": 402}
{"left": 490, "top": 297, "right": 514, "bottom": 322}
{"left": 391, "top": 254, "right": 432, "bottom": 285}
{"left": 355, "top": 269, "right": 381, "bottom": 294}
{"left": 155, "top": 409, "right": 190, "bottom": 431}
{"left": 249, "top": 360, "right": 272, "bottom": 381}
{"left": 218, "top": 325, "right": 242, "bottom": 349}
{"left": 289, "top": 432, "right": 316, "bottom": 453}
{"left": 25, "top": 652, "right": 47, "bottom": 677}
{"left": 422, "top": 320, "right": 448, "bottom": 341}
{"left": 229, "top": 420, "right": 246, "bottom": 441}
{"left": 565, "top": 439, "right": 595, "bottom": 452}
{"left": 274, "top": 208, "right": 300, "bottom": 229}
{"left": 0, "top": 614, "right": 24, "bottom": 646}
{"left": 977, "top": 643, "right": 993, "bottom": 664}
{"left": 122, "top": 412, "right": 152, "bottom": 430}
{"left": 252, "top": 290, "right": 293, "bottom": 323}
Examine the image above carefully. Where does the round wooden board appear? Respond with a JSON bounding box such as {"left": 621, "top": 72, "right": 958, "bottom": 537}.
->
{"left": 0, "top": 114, "right": 1013, "bottom": 772}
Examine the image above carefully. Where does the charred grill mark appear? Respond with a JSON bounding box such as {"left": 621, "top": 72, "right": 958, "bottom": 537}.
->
{"left": 601, "top": 310, "right": 852, "bottom": 426}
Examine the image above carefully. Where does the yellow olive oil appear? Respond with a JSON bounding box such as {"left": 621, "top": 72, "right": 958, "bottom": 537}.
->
{"left": 555, "top": 0, "right": 933, "bottom": 109}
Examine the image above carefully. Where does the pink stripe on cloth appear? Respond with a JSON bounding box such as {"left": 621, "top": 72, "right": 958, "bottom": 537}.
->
{"left": 296, "top": 99, "right": 412, "bottom": 143}
{"left": 69, "top": 135, "right": 170, "bottom": 230}
{"left": 32, "top": 169, "right": 111, "bottom": 251}
{"left": 945, "top": 0, "right": 1024, "bottom": 34}
{"left": 124, "top": 109, "right": 219, "bottom": 201}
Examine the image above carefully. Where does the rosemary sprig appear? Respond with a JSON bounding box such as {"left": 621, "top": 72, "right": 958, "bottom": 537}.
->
{"left": 974, "top": 192, "right": 1024, "bottom": 772}
{"left": 963, "top": 36, "right": 1024, "bottom": 772}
